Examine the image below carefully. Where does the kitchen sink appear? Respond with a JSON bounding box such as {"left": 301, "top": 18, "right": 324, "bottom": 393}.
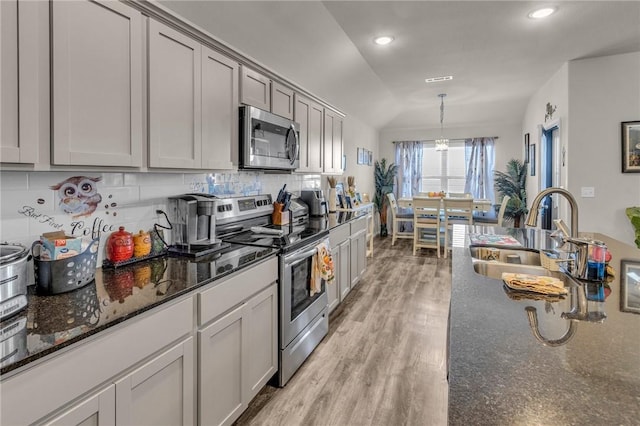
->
{"left": 469, "top": 246, "right": 542, "bottom": 266}
{"left": 472, "top": 261, "right": 559, "bottom": 280}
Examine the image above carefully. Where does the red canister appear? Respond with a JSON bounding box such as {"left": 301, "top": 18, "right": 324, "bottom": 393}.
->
{"left": 107, "top": 227, "right": 134, "bottom": 262}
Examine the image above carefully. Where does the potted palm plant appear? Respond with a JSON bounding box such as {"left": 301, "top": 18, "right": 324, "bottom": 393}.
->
{"left": 494, "top": 159, "right": 528, "bottom": 227}
{"left": 374, "top": 158, "right": 398, "bottom": 237}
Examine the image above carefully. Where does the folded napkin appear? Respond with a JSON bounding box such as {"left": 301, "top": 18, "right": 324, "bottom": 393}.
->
{"left": 501, "top": 272, "right": 567, "bottom": 295}
{"left": 310, "top": 239, "right": 335, "bottom": 296}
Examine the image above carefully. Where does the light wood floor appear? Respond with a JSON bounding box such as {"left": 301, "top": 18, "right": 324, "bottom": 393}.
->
{"left": 234, "top": 236, "right": 451, "bottom": 426}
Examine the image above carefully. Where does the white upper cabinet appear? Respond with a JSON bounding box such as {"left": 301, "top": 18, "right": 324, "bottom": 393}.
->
{"left": 202, "top": 46, "right": 238, "bottom": 170}
{"left": 271, "top": 81, "right": 294, "bottom": 120}
{"left": 240, "top": 66, "right": 270, "bottom": 111}
{"left": 1, "top": 0, "right": 42, "bottom": 164}
{"left": 0, "top": 0, "right": 19, "bottom": 163}
{"left": 149, "top": 20, "right": 237, "bottom": 170}
{"left": 294, "top": 93, "right": 323, "bottom": 173}
{"left": 148, "top": 18, "right": 202, "bottom": 169}
{"left": 323, "top": 108, "right": 344, "bottom": 174}
{"left": 52, "top": 0, "right": 142, "bottom": 166}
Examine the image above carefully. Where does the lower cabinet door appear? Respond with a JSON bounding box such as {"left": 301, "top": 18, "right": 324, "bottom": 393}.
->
{"left": 115, "top": 337, "right": 195, "bottom": 426}
{"left": 339, "top": 239, "right": 351, "bottom": 301}
{"left": 43, "top": 385, "right": 115, "bottom": 426}
{"left": 199, "top": 303, "right": 248, "bottom": 426}
{"left": 327, "top": 245, "right": 340, "bottom": 313}
{"left": 245, "top": 284, "right": 278, "bottom": 400}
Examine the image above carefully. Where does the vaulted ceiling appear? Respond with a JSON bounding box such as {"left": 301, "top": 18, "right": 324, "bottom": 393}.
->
{"left": 160, "top": 1, "right": 640, "bottom": 131}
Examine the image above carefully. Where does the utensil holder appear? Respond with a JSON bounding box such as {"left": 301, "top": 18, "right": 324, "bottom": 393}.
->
{"left": 272, "top": 202, "right": 290, "bottom": 225}
{"left": 32, "top": 238, "right": 100, "bottom": 294}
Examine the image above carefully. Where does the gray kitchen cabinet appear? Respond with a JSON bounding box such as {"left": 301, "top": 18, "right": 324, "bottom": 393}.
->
{"left": 43, "top": 336, "right": 195, "bottom": 426}
{"left": 202, "top": 46, "right": 238, "bottom": 170}
{"left": 197, "top": 258, "right": 278, "bottom": 426}
{"left": 199, "top": 303, "right": 247, "bottom": 426}
{"left": 271, "top": 81, "right": 294, "bottom": 120}
{"left": 115, "top": 337, "right": 195, "bottom": 425}
{"left": 149, "top": 19, "right": 237, "bottom": 170}
{"left": 1, "top": 0, "right": 46, "bottom": 164}
{"left": 42, "top": 385, "right": 116, "bottom": 426}
{"left": 350, "top": 216, "right": 368, "bottom": 288}
{"left": 246, "top": 284, "right": 278, "bottom": 400}
{"left": 51, "top": 0, "right": 143, "bottom": 167}
{"left": 294, "top": 93, "right": 323, "bottom": 173}
{"left": 339, "top": 239, "right": 351, "bottom": 301}
{"left": 0, "top": 0, "right": 20, "bottom": 163}
{"left": 240, "top": 65, "right": 270, "bottom": 111}
{"left": 329, "top": 222, "right": 351, "bottom": 305}
{"left": 240, "top": 65, "right": 294, "bottom": 119}
{"left": 148, "top": 18, "right": 202, "bottom": 168}
{"left": 1, "top": 297, "right": 194, "bottom": 426}
{"left": 327, "top": 244, "right": 340, "bottom": 313}
{"left": 323, "top": 108, "right": 344, "bottom": 174}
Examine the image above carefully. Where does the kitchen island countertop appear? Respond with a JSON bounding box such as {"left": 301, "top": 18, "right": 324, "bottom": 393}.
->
{"left": 448, "top": 225, "right": 640, "bottom": 425}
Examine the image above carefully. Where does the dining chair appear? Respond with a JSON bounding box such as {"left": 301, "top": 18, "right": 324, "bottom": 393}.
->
{"left": 412, "top": 197, "right": 441, "bottom": 257}
{"left": 443, "top": 197, "right": 474, "bottom": 258}
{"left": 386, "top": 193, "right": 414, "bottom": 246}
{"left": 474, "top": 195, "right": 511, "bottom": 227}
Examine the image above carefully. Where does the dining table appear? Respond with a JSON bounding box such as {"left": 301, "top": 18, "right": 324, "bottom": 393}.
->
{"left": 397, "top": 196, "right": 492, "bottom": 212}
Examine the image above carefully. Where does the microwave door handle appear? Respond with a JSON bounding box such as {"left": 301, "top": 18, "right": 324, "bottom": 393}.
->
{"left": 287, "top": 124, "right": 299, "bottom": 165}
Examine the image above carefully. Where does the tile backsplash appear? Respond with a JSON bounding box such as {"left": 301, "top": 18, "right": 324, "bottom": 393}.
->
{"left": 0, "top": 170, "right": 320, "bottom": 272}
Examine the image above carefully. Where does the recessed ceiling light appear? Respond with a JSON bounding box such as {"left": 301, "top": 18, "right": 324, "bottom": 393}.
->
{"left": 528, "top": 7, "right": 557, "bottom": 19}
{"left": 374, "top": 36, "right": 394, "bottom": 46}
{"left": 425, "top": 76, "right": 453, "bottom": 84}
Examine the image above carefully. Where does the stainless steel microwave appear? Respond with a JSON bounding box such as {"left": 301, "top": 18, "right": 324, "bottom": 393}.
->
{"left": 240, "top": 105, "right": 300, "bottom": 171}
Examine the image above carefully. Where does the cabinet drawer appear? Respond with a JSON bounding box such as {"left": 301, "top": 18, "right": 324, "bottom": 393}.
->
{"left": 350, "top": 216, "right": 368, "bottom": 235}
{"left": 1, "top": 297, "right": 193, "bottom": 426}
{"left": 329, "top": 223, "right": 350, "bottom": 247}
{"left": 198, "top": 257, "right": 278, "bottom": 326}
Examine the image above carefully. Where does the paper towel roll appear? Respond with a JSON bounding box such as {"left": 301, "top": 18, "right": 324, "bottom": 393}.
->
{"left": 328, "top": 188, "right": 337, "bottom": 212}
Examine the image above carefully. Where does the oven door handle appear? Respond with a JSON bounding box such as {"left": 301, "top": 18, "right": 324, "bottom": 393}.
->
{"left": 285, "top": 247, "right": 318, "bottom": 266}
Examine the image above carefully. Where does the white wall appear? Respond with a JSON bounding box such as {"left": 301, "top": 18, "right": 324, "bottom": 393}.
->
{"left": 329, "top": 115, "right": 378, "bottom": 200}
{"left": 567, "top": 52, "right": 640, "bottom": 245}
{"left": 522, "top": 63, "right": 569, "bottom": 225}
{"left": 378, "top": 122, "right": 522, "bottom": 186}
{"left": 522, "top": 53, "right": 640, "bottom": 246}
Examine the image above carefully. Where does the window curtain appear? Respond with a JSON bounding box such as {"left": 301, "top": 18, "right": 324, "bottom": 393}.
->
{"left": 464, "top": 138, "right": 495, "bottom": 203}
{"left": 394, "top": 141, "right": 423, "bottom": 198}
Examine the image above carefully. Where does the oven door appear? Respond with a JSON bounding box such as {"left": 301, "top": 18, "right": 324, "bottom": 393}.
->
{"left": 241, "top": 105, "right": 300, "bottom": 170}
{"left": 280, "top": 243, "right": 327, "bottom": 347}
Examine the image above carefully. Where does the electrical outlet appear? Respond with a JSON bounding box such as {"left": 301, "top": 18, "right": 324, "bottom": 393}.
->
{"left": 581, "top": 187, "right": 595, "bottom": 198}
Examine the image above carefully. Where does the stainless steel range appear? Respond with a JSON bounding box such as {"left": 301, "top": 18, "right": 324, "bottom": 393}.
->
{"left": 216, "top": 194, "right": 330, "bottom": 386}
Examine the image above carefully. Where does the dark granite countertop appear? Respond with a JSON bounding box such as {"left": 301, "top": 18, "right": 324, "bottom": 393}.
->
{"left": 0, "top": 212, "right": 361, "bottom": 377}
{"left": 448, "top": 225, "right": 640, "bottom": 425}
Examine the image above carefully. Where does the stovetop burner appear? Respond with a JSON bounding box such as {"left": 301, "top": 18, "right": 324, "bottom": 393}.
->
{"left": 221, "top": 222, "right": 329, "bottom": 252}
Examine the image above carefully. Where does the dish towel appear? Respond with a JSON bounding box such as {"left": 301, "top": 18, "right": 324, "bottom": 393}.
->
{"left": 502, "top": 272, "right": 567, "bottom": 295}
{"left": 310, "top": 239, "right": 335, "bottom": 296}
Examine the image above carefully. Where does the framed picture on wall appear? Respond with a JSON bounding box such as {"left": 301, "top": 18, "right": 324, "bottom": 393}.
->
{"left": 524, "top": 133, "right": 530, "bottom": 163}
{"left": 367, "top": 150, "right": 373, "bottom": 166}
{"left": 530, "top": 144, "right": 536, "bottom": 176}
{"left": 620, "top": 259, "right": 640, "bottom": 314}
{"left": 621, "top": 121, "right": 640, "bottom": 173}
{"left": 357, "top": 148, "right": 364, "bottom": 165}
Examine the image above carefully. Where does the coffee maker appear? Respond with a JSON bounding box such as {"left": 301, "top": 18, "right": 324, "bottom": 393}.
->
{"left": 300, "top": 190, "right": 328, "bottom": 216}
{"left": 168, "top": 194, "right": 221, "bottom": 255}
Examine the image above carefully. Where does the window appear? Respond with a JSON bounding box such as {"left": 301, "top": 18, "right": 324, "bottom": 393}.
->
{"left": 421, "top": 141, "right": 466, "bottom": 193}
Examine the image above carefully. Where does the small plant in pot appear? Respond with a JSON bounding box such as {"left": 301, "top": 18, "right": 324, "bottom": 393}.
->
{"left": 494, "top": 158, "right": 528, "bottom": 227}
{"left": 374, "top": 158, "right": 398, "bottom": 237}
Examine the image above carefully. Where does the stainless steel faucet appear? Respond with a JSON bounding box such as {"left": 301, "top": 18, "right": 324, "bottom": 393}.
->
{"left": 525, "top": 187, "right": 579, "bottom": 238}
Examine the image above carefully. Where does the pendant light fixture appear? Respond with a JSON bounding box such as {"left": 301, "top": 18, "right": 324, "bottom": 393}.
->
{"left": 435, "top": 93, "right": 449, "bottom": 151}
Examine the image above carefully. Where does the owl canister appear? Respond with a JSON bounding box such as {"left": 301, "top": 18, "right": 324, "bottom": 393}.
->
{"left": 133, "top": 230, "right": 152, "bottom": 258}
{"left": 106, "top": 227, "right": 134, "bottom": 262}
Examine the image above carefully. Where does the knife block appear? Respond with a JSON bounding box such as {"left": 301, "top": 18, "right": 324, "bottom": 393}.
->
{"left": 272, "top": 202, "right": 290, "bottom": 225}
